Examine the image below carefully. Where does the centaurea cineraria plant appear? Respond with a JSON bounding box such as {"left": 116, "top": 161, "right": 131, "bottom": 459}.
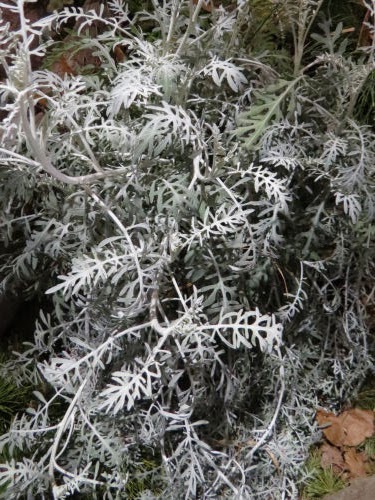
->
{"left": 0, "top": 0, "right": 374, "bottom": 498}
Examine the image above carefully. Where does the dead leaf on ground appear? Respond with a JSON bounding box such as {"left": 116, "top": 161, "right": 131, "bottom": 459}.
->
{"left": 193, "top": 0, "right": 213, "bottom": 12}
{"left": 316, "top": 410, "right": 343, "bottom": 446}
{"left": 320, "top": 442, "right": 345, "bottom": 473}
{"left": 316, "top": 408, "right": 374, "bottom": 447}
{"left": 340, "top": 409, "right": 374, "bottom": 446}
{"left": 50, "top": 54, "right": 76, "bottom": 77}
{"left": 344, "top": 448, "right": 368, "bottom": 478}
{"left": 50, "top": 45, "right": 102, "bottom": 77}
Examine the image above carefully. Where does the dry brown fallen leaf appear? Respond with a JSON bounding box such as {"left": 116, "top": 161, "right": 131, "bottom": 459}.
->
{"left": 316, "top": 410, "right": 343, "bottom": 446}
{"left": 193, "top": 0, "right": 213, "bottom": 12}
{"left": 340, "top": 409, "right": 374, "bottom": 446}
{"left": 316, "top": 408, "right": 374, "bottom": 447}
{"left": 344, "top": 448, "right": 368, "bottom": 478}
{"left": 320, "top": 442, "right": 345, "bottom": 473}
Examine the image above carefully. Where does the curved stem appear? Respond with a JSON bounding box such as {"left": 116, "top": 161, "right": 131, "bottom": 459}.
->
{"left": 49, "top": 379, "right": 88, "bottom": 482}
{"left": 175, "top": 0, "right": 205, "bottom": 57}
{"left": 247, "top": 346, "right": 285, "bottom": 459}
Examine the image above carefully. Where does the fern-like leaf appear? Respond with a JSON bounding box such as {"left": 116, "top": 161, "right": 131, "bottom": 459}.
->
{"left": 236, "top": 78, "right": 302, "bottom": 150}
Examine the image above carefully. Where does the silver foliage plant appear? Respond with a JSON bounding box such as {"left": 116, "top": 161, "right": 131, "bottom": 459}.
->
{"left": 0, "top": 0, "right": 374, "bottom": 498}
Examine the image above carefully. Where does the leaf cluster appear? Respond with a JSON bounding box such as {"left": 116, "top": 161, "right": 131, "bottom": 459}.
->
{"left": 0, "top": 0, "right": 374, "bottom": 498}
